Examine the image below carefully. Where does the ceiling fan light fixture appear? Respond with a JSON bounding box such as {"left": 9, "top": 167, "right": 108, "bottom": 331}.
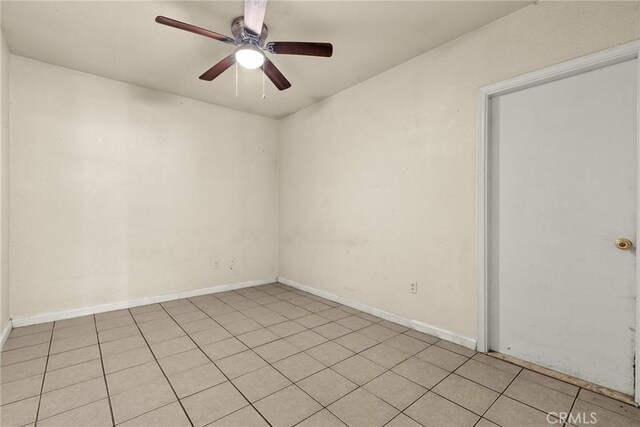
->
{"left": 156, "top": 0, "right": 332, "bottom": 91}
{"left": 234, "top": 46, "right": 265, "bottom": 69}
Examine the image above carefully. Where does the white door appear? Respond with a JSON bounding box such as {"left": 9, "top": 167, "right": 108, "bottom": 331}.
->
{"left": 489, "top": 58, "right": 638, "bottom": 395}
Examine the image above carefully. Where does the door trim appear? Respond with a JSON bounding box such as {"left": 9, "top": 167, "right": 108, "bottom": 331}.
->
{"left": 476, "top": 40, "right": 640, "bottom": 402}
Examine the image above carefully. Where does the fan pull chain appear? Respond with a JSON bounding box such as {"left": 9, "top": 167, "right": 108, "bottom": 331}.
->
{"left": 262, "top": 69, "right": 266, "bottom": 100}
{"left": 235, "top": 62, "right": 238, "bottom": 98}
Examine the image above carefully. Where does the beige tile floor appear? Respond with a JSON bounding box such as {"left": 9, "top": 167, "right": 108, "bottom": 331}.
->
{"left": 2, "top": 282, "right": 640, "bottom": 427}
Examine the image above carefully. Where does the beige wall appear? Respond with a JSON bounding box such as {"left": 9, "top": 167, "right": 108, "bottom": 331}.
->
{"left": 5, "top": 1, "right": 640, "bottom": 334}
{"left": 0, "top": 29, "right": 9, "bottom": 332}
{"left": 278, "top": 1, "right": 640, "bottom": 341}
{"left": 10, "top": 56, "right": 278, "bottom": 319}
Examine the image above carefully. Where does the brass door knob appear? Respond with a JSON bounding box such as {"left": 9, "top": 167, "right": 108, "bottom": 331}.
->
{"left": 616, "top": 238, "right": 633, "bottom": 250}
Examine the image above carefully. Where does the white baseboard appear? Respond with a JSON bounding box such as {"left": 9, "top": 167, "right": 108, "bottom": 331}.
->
{"left": 11, "top": 275, "right": 478, "bottom": 351}
{"left": 278, "top": 276, "right": 477, "bottom": 350}
{"left": 11, "top": 277, "right": 278, "bottom": 328}
{"left": 1, "top": 319, "right": 13, "bottom": 350}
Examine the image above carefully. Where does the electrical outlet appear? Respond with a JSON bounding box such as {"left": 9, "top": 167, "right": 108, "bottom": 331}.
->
{"left": 213, "top": 261, "right": 219, "bottom": 270}
{"left": 229, "top": 259, "right": 235, "bottom": 270}
{"left": 409, "top": 282, "right": 418, "bottom": 294}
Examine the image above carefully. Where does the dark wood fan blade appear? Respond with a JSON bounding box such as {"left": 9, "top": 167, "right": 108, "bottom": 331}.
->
{"left": 266, "top": 42, "right": 333, "bottom": 57}
{"left": 199, "top": 55, "right": 236, "bottom": 81}
{"left": 261, "top": 58, "right": 291, "bottom": 91}
{"left": 156, "top": 16, "right": 235, "bottom": 44}
{"left": 244, "top": 0, "right": 268, "bottom": 35}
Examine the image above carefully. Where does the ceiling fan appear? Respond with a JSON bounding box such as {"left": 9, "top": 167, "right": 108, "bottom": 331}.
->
{"left": 155, "top": 0, "right": 333, "bottom": 91}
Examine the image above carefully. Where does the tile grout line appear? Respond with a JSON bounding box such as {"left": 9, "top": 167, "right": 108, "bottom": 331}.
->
{"left": 30, "top": 316, "right": 190, "bottom": 426}
{"left": 191, "top": 289, "right": 364, "bottom": 417}
{"left": 32, "top": 322, "right": 55, "bottom": 426}
{"left": 114, "top": 400, "right": 183, "bottom": 426}
{"left": 1, "top": 326, "right": 126, "bottom": 359}
{"left": 323, "top": 336, "right": 461, "bottom": 425}
{"left": 127, "top": 307, "right": 196, "bottom": 427}
{"left": 198, "top": 289, "right": 343, "bottom": 425}
{"left": 223, "top": 287, "right": 436, "bottom": 426}
{"left": 14, "top": 290, "right": 598, "bottom": 426}
{"left": 1, "top": 325, "right": 402, "bottom": 421}
{"left": 93, "top": 314, "right": 116, "bottom": 426}
{"left": 3, "top": 353, "right": 99, "bottom": 380}
{"left": 563, "top": 386, "right": 640, "bottom": 425}
{"left": 190, "top": 287, "right": 459, "bottom": 426}
{"left": 7, "top": 284, "right": 632, "bottom": 427}
{"left": 0, "top": 330, "right": 111, "bottom": 370}
{"left": 381, "top": 342, "right": 583, "bottom": 426}
{"left": 3, "top": 327, "right": 53, "bottom": 340}
{"left": 481, "top": 369, "right": 577, "bottom": 425}
{"left": 4, "top": 320, "right": 98, "bottom": 343}
{"left": 362, "top": 346, "right": 454, "bottom": 427}
{"left": 197, "top": 291, "right": 372, "bottom": 407}
{"left": 316, "top": 334, "right": 475, "bottom": 425}
{"left": 1, "top": 343, "right": 54, "bottom": 361}
{"left": 157, "top": 302, "right": 275, "bottom": 427}
{"left": 562, "top": 390, "right": 580, "bottom": 427}
{"left": 3, "top": 325, "right": 148, "bottom": 378}
{"left": 0, "top": 288, "right": 489, "bottom": 425}
{"left": 105, "top": 291, "right": 383, "bottom": 387}
{"left": 376, "top": 345, "right": 471, "bottom": 427}
{"left": 187, "top": 283, "right": 344, "bottom": 394}
{"left": 471, "top": 363, "right": 523, "bottom": 427}
{"left": 3, "top": 331, "right": 122, "bottom": 422}
{"left": 20, "top": 328, "right": 552, "bottom": 427}
{"left": 274, "top": 289, "right": 499, "bottom": 426}
{"left": 295, "top": 338, "right": 422, "bottom": 426}
{"left": 230, "top": 286, "right": 621, "bottom": 425}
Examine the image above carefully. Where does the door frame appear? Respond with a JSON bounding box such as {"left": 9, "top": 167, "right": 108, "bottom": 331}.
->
{"left": 476, "top": 40, "right": 640, "bottom": 402}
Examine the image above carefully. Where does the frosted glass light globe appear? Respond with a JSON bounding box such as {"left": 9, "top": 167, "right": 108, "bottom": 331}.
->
{"left": 235, "top": 47, "right": 265, "bottom": 69}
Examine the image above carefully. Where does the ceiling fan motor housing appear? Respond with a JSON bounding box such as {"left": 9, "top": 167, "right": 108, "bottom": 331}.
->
{"left": 231, "top": 16, "right": 268, "bottom": 47}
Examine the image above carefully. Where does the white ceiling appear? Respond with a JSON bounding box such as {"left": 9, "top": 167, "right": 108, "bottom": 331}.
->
{"left": 2, "top": 1, "right": 530, "bottom": 119}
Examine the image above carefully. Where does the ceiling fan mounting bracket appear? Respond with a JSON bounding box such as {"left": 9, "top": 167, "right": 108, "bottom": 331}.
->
{"left": 231, "top": 16, "right": 268, "bottom": 47}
